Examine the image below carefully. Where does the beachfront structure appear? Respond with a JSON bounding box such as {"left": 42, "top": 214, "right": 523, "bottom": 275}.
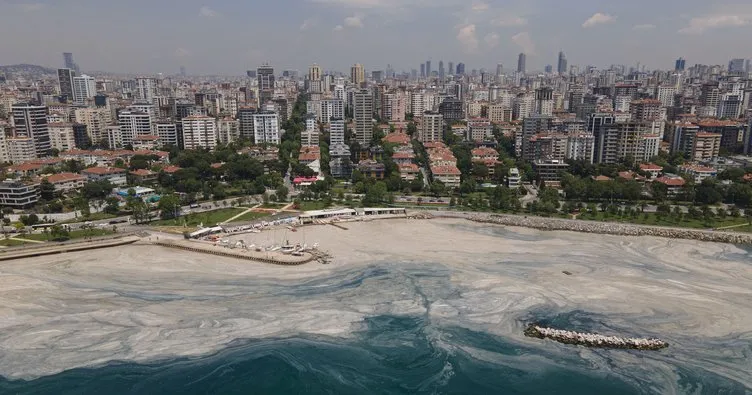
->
{"left": 298, "top": 207, "right": 407, "bottom": 224}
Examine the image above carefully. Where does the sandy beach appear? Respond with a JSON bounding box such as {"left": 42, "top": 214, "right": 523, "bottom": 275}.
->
{"left": 0, "top": 218, "right": 750, "bottom": 388}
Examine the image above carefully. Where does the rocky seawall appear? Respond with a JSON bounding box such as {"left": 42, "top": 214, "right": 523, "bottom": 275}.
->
{"left": 427, "top": 211, "right": 752, "bottom": 245}
{"left": 524, "top": 324, "right": 669, "bottom": 350}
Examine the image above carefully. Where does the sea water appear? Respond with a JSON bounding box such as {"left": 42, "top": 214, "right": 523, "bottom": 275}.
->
{"left": 1, "top": 313, "right": 747, "bottom": 394}
{"left": 0, "top": 221, "right": 750, "bottom": 394}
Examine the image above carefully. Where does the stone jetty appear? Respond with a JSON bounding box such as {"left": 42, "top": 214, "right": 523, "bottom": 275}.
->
{"left": 428, "top": 211, "right": 752, "bottom": 245}
{"left": 524, "top": 324, "right": 668, "bottom": 350}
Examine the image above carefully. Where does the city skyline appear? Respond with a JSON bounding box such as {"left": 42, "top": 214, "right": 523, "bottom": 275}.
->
{"left": 1, "top": 0, "right": 751, "bottom": 75}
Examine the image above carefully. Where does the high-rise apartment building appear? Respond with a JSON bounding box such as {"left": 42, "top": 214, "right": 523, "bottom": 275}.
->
{"left": 118, "top": 110, "right": 153, "bottom": 146}
{"left": 419, "top": 112, "right": 444, "bottom": 143}
{"left": 12, "top": 103, "right": 51, "bottom": 158}
{"left": 426, "top": 61, "right": 432, "bottom": 77}
{"left": 353, "top": 89, "right": 374, "bottom": 147}
{"left": 329, "top": 117, "right": 345, "bottom": 146}
{"left": 74, "top": 107, "right": 110, "bottom": 143}
{"left": 155, "top": 122, "right": 179, "bottom": 147}
{"left": 534, "top": 87, "right": 554, "bottom": 116}
{"left": 350, "top": 64, "right": 365, "bottom": 87}
{"left": 72, "top": 74, "right": 96, "bottom": 104}
{"left": 57, "top": 68, "right": 75, "bottom": 101}
{"left": 181, "top": 116, "right": 217, "bottom": 150}
{"left": 135, "top": 77, "right": 158, "bottom": 104}
{"left": 438, "top": 61, "right": 445, "bottom": 79}
{"left": 448, "top": 62, "right": 454, "bottom": 76}
{"left": 257, "top": 64, "right": 275, "bottom": 105}
{"left": 253, "top": 111, "right": 280, "bottom": 144}
{"left": 237, "top": 107, "right": 257, "bottom": 140}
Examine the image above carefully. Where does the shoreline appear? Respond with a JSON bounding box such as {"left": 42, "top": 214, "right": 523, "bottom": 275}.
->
{"left": 425, "top": 210, "right": 752, "bottom": 245}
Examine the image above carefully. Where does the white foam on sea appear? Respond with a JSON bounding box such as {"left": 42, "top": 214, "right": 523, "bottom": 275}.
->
{"left": 0, "top": 218, "right": 749, "bottom": 390}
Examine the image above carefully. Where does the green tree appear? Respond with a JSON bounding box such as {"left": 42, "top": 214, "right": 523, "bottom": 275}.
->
{"left": 40, "top": 179, "right": 56, "bottom": 201}
{"left": 158, "top": 194, "right": 182, "bottom": 220}
{"left": 275, "top": 185, "right": 289, "bottom": 202}
{"left": 430, "top": 180, "right": 447, "bottom": 197}
{"left": 19, "top": 214, "right": 39, "bottom": 226}
{"left": 104, "top": 197, "right": 121, "bottom": 215}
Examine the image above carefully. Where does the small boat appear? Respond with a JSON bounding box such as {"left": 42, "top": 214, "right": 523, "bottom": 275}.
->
{"left": 291, "top": 251, "right": 304, "bottom": 256}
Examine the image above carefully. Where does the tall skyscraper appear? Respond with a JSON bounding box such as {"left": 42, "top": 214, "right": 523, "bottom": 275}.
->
{"left": 557, "top": 51, "right": 568, "bottom": 74}
{"left": 62, "top": 52, "right": 79, "bottom": 74}
{"left": 257, "top": 64, "right": 275, "bottom": 105}
{"left": 350, "top": 63, "right": 365, "bottom": 87}
{"left": 675, "top": 57, "right": 686, "bottom": 72}
{"left": 420, "top": 63, "right": 426, "bottom": 78}
{"left": 180, "top": 66, "right": 186, "bottom": 77}
{"left": 12, "top": 103, "right": 51, "bottom": 158}
{"left": 456, "top": 63, "right": 465, "bottom": 75}
{"left": 448, "top": 62, "right": 454, "bottom": 76}
{"left": 496, "top": 63, "right": 504, "bottom": 78}
{"left": 517, "top": 53, "right": 526, "bottom": 73}
{"left": 426, "top": 60, "right": 432, "bottom": 77}
{"left": 353, "top": 89, "right": 374, "bottom": 147}
{"left": 729, "top": 58, "right": 746, "bottom": 73}
{"left": 439, "top": 61, "right": 445, "bottom": 79}
{"left": 57, "top": 68, "right": 75, "bottom": 101}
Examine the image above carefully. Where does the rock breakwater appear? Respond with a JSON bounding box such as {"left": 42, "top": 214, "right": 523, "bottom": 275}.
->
{"left": 524, "top": 324, "right": 669, "bottom": 350}
{"left": 436, "top": 212, "right": 752, "bottom": 245}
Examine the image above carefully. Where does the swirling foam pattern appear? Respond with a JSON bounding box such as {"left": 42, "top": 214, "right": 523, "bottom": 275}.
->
{"left": 0, "top": 218, "right": 749, "bottom": 394}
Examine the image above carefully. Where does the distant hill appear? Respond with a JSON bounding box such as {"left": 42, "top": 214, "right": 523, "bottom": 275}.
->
{"left": 0, "top": 64, "right": 57, "bottom": 75}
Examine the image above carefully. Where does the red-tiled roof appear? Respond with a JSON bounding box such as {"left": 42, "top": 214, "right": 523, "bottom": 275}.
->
{"left": 129, "top": 169, "right": 156, "bottom": 176}
{"left": 655, "top": 176, "right": 686, "bottom": 187}
{"left": 593, "top": 175, "right": 612, "bottom": 182}
{"left": 399, "top": 163, "right": 420, "bottom": 172}
{"left": 45, "top": 172, "right": 85, "bottom": 183}
{"left": 82, "top": 166, "right": 126, "bottom": 175}
{"left": 639, "top": 163, "right": 663, "bottom": 171}
{"left": 430, "top": 165, "right": 461, "bottom": 175}
{"left": 471, "top": 147, "right": 499, "bottom": 157}
{"left": 383, "top": 132, "right": 411, "bottom": 145}
{"left": 392, "top": 152, "right": 415, "bottom": 159}
{"left": 161, "top": 165, "right": 182, "bottom": 174}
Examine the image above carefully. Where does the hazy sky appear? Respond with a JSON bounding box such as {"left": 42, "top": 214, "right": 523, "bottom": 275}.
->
{"left": 0, "top": 0, "right": 751, "bottom": 75}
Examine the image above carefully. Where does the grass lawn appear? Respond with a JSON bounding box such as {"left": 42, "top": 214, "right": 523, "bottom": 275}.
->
{"left": 227, "top": 211, "right": 271, "bottom": 223}
{"left": 150, "top": 208, "right": 246, "bottom": 227}
{"left": 0, "top": 238, "right": 27, "bottom": 247}
{"left": 578, "top": 211, "right": 752, "bottom": 232}
{"left": 20, "top": 228, "right": 115, "bottom": 242}
{"left": 298, "top": 201, "right": 334, "bottom": 211}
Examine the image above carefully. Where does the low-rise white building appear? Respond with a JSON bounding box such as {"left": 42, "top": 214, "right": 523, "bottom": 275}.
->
{"left": 81, "top": 167, "right": 127, "bottom": 186}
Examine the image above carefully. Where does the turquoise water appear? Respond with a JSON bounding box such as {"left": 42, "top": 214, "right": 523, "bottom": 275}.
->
{"left": 2, "top": 314, "right": 748, "bottom": 394}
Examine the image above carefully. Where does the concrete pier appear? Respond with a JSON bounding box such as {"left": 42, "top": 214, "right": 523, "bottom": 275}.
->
{"left": 150, "top": 239, "right": 316, "bottom": 265}
{"left": 0, "top": 236, "right": 141, "bottom": 261}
